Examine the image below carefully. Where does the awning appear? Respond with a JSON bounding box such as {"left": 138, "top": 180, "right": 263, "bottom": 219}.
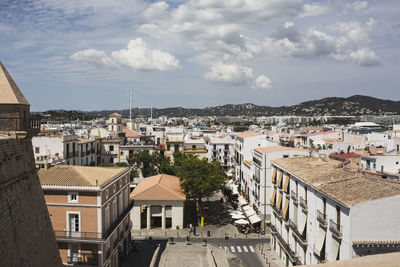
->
{"left": 248, "top": 214, "right": 262, "bottom": 224}
{"left": 277, "top": 193, "right": 283, "bottom": 210}
{"left": 229, "top": 210, "right": 243, "bottom": 216}
{"left": 245, "top": 208, "right": 256, "bottom": 217}
{"left": 234, "top": 219, "right": 249, "bottom": 225}
{"left": 282, "top": 198, "right": 290, "bottom": 220}
{"left": 270, "top": 188, "right": 277, "bottom": 206}
{"left": 284, "top": 174, "right": 290, "bottom": 193}
{"left": 298, "top": 211, "right": 307, "bottom": 235}
{"left": 242, "top": 205, "right": 251, "bottom": 211}
{"left": 328, "top": 237, "right": 340, "bottom": 262}
{"left": 232, "top": 213, "right": 246, "bottom": 219}
{"left": 232, "top": 185, "right": 239, "bottom": 196}
{"left": 272, "top": 168, "right": 277, "bottom": 184}
{"left": 238, "top": 196, "right": 247, "bottom": 206}
{"left": 315, "top": 227, "right": 327, "bottom": 257}
{"left": 277, "top": 171, "right": 283, "bottom": 188}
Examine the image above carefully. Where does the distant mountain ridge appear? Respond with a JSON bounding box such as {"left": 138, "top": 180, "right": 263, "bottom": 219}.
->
{"left": 34, "top": 95, "right": 400, "bottom": 120}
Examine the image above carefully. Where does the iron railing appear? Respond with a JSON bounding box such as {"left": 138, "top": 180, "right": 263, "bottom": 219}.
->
{"left": 291, "top": 190, "right": 298, "bottom": 202}
{"left": 329, "top": 219, "right": 343, "bottom": 238}
{"left": 289, "top": 218, "right": 308, "bottom": 246}
{"left": 55, "top": 201, "right": 133, "bottom": 242}
{"left": 317, "top": 210, "right": 327, "bottom": 226}
{"left": 299, "top": 197, "right": 308, "bottom": 211}
{"left": 67, "top": 252, "right": 98, "bottom": 265}
{"left": 274, "top": 226, "right": 302, "bottom": 265}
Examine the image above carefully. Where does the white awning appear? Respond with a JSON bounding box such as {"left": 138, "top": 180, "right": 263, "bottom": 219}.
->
{"left": 232, "top": 185, "right": 239, "bottom": 196}
{"left": 229, "top": 210, "right": 243, "bottom": 216}
{"left": 232, "top": 214, "right": 246, "bottom": 219}
{"left": 298, "top": 211, "right": 307, "bottom": 235}
{"left": 238, "top": 196, "right": 247, "bottom": 206}
{"left": 242, "top": 205, "right": 251, "bottom": 211}
{"left": 314, "top": 227, "right": 327, "bottom": 257}
{"left": 248, "top": 214, "right": 262, "bottom": 224}
{"left": 234, "top": 219, "right": 249, "bottom": 225}
{"left": 245, "top": 208, "right": 256, "bottom": 217}
{"left": 327, "top": 237, "right": 340, "bottom": 262}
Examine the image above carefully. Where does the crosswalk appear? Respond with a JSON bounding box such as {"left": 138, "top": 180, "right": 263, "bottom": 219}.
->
{"left": 220, "top": 245, "right": 255, "bottom": 253}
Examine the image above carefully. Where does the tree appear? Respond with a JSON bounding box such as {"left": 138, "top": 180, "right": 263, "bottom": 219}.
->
{"left": 175, "top": 154, "right": 226, "bottom": 218}
{"left": 129, "top": 150, "right": 175, "bottom": 178}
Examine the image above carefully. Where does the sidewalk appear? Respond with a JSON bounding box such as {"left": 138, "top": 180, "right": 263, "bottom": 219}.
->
{"left": 256, "top": 243, "right": 285, "bottom": 267}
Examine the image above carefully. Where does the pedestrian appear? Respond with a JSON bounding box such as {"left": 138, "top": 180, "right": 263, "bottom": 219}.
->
{"left": 189, "top": 223, "right": 193, "bottom": 233}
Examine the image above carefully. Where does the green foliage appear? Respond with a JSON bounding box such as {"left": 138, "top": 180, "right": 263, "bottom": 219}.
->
{"left": 115, "top": 162, "right": 129, "bottom": 167}
{"left": 174, "top": 154, "right": 227, "bottom": 215}
{"left": 129, "top": 150, "right": 175, "bottom": 178}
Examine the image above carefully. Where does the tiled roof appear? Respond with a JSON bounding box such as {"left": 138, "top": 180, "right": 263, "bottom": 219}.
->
{"left": 38, "top": 165, "right": 128, "bottom": 188}
{"left": 236, "top": 131, "right": 263, "bottom": 139}
{"left": 254, "top": 146, "right": 308, "bottom": 154}
{"left": 0, "top": 61, "right": 29, "bottom": 105}
{"left": 272, "top": 157, "right": 400, "bottom": 207}
{"left": 109, "top": 112, "right": 122, "bottom": 117}
{"left": 123, "top": 128, "right": 141, "bottom": 138}
{"left": 329, "top": 152, "right": 360, "bottom": 159}
{"left": 131, "top": 174, "right": 186, "bottom": 201}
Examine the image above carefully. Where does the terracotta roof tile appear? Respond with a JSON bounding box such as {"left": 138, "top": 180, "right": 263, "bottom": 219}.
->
{"left": 254, "top": 146, "right": 309, "bottom": 154}
{"left": 131, "top": 174, "right": 186, "bottom": 201}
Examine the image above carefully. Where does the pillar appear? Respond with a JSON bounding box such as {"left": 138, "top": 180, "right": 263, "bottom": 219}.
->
{"left": 147, "top": 205, "right": 151, "bottom": 229}
{"left": 161, "top": 205, "right": 166, "bottom": 229}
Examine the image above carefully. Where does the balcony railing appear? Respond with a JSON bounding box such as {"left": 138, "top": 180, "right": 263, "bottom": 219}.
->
{"left": 299, "top": 197, "right": 308, "bottom": 211}
{"left": 55, "top": 201, "right": 134, "bottom": 242}
{"left": 289, "top": 218, "right": 308, "bottom": 246}
{"left": 67, "top": 252, "right": 98, "bottom": 265}
{"left": 329, "top": 219, "right": 343, "bottom": 238}
{"left": 274, "top": 226, "right": 302, "bottom": 265}
{"left": 0, "top": 116, "right": 41, "bottom": 139}
{"left": 65, "top": 151, "right": 77, "bottom": 158}
{"left": 317, "top": 210, "right": 327, "bottom": 226}
{"left": 290, "top": 190, "right": 298, "bottom": 203}
{"left": 313, "top": 245, "right": 327, "bottom": 263}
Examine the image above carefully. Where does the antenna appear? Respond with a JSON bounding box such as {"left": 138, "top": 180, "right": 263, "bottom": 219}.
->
{"left": 129, "top": 89, "right": 133, "bottom": 122}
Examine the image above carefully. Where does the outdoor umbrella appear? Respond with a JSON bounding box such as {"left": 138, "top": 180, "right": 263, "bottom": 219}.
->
{"left": 231, "top": 214, "right": 246, "bottom": 219}
{"left": 234, "top": 219, "right": 249, "bottom": 225}
{"left": 242, "top": 205, "right": 251, "bottom": 211}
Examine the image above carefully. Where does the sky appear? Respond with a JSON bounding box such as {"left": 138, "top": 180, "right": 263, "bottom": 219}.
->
{"left": 0, "top": 0, "right": 399, "bottom": 111}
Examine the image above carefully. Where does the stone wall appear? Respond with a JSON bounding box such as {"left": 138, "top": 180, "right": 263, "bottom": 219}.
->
{"left": 0, "top": 137, "right": 62, "bottom": 266}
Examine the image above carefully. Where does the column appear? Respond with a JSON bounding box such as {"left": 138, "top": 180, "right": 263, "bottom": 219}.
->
{"left": 161, "top": 205, "right": 166, "bottom": 229}
{"left": 147, "top": 205, "right": 151, "bottom": 229}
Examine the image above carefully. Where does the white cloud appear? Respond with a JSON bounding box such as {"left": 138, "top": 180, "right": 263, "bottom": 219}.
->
{"left": 284, "top": 22, "right": 294, "bottom": 29}
{"left": 71, "top": 38, "right": 181, "bottom": 71}
{"left": 204, "top": 63, "right": 253, "bottom": 85}
{"left": 263, "top": 20, "right": 380, "bottom": 67}
{"left": 345, "top": 1, "right": 368, "bottom": 12}
{"left": 142, "top": 1, "right": 169, "bottom": 20}
{"left": 299, "top": 3, "right": 330, "bottom": 18}
{"left": 252, "top": 75, "right": 272, "bottom": 89}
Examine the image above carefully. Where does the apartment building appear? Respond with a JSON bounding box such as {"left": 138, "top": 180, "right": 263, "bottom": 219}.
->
{"left": 250, "top": 146, "right": 309, "bottom": 230}
{"left": 269, "top": 156, "right": 400, "bottom": 266}
{"left": 77, "top": 137, "right": 101, "bottom": 166}
{"left": 32, "top": 133, "right": 79, "bottom": 168}
{"left": 183, "top": 138, "right": 207, "bottom": 159}
{"left": 108, "top": 113, "right": 123, "bottom": 138}
{"left": 39, "top": 165, "right": 133, "bottom": 267}
{"left": 205, "top": 136, "right": 234, "bottom": 170}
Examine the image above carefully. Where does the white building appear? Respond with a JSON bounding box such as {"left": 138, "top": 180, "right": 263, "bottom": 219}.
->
{"left": 269, "top": 156, "right": 400, "bottom": 266}
{"left": 205, "top": 136, "right": 234, "bottom": 170}
{"left": 251, "top": 146, "right": 309, "bottom": 230}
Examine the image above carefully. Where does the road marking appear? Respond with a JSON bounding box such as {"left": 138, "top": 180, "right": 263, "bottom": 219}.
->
{"left": 225, "top": 247, "right": 228, "bottom": 252}
{"left": 231, "top": 246, "right": 235, "bottom": 252}
{"left": 243, "top": 246, "right": 248, "bottom": 252}
{"left": 249, "top": 246, "right": 255, "bottom": 252}
{"left": 237, "top": 246, "right": 242, "bottom": 252}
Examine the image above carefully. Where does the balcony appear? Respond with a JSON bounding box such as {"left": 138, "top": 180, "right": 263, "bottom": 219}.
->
{"left": 91, "top": 149, "right": 95, "bottom": 154}
{"left": 329, "top": 219, "right": 343, "bottom": 238}
{"left": 289, "top": 218, "right": 308, "bottom": 246}
{"left": 299, "top": 197, "right": 308, "bottom": 212}
{"left": 54, "top": 201, "right": 133, "bottom": 243}
{"left": 317, "top": 210, "right": 327, "bottom": 227}
{"left": 65, "top": 151, "right": 77, "bottom": 158}
{"left": 290, "top": 190, "right": 298, "bottom": 203}
{"left": 274, "top": 226, "right": 302, "bottom": 266}
{"left": 67, "top": 252, "right": 98, "bottom": 265}
{"left": 313, "top": 245, "right": 327, "bottom": 263}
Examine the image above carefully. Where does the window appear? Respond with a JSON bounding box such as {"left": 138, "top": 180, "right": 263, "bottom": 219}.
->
{"left": 119, "top": 180, "right": 122, "bottom": 188}
{"left": 35, "top": 147, "right": 40, "bottom": 153}
{"left": 113, "top": 184, "right": 116, "bottom": 194}
{"left": 105, "top": 205, "right": 110, "bottom": 231}
{"left": 113, "top": 199, "right": 117, "bottom": 222}
{"left": 119, "top": 193, "right": 123, "bottom": 214}
{"left": 68, "top": 192, "right": 79, "bottom": 203}
{"left": 109, "top": 145, "right": 114, "bottom": 151}
{"left": 105, "top": 190, "right": 109, "bottom": 200}
{"left": 125, "top": 188, "right": 129, "bottom": 208}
